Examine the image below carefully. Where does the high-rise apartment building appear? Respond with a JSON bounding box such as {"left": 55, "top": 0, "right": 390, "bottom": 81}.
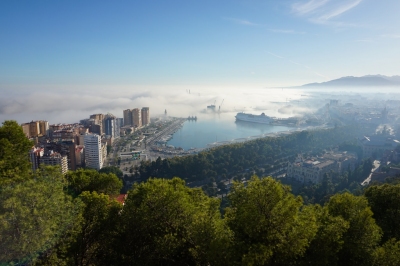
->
{"left": 21, "top": 123, "right": 30, "bottom": 138}
{"left": 132, "top": 108, "right": 142, "bottom": 127}
{"left": 141, "top": 107, "right": 150, "bottom": 126}
{"left": 90, "top": 114, "right": 105, "bottom": 135}
{"left": 84, "top": 134, "right": 103, "bottom": 170}
{"left": 105, "top": 116, "right": 120, "bottom": 138}
{"left": 29, "top": 121, "right": 40, "bottom": 137}
{"left": 123, "top": 109, "right": 133, "bottom": 126}
{"left": 117, "top": 118, "right": 124, "bottom": 127}
{"left": 29, "top": 147, "right": 44, "bottom": 171}
{"left": 38, "top": 120, "right": 49, "bottom": 136}
{"left": 21, "top": 120, "right": 49, "bottom": 138}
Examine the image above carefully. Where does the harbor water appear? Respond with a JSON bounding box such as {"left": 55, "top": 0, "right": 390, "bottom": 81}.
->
{"left": 167, "top": 111, "right": 293, "bottom": 150}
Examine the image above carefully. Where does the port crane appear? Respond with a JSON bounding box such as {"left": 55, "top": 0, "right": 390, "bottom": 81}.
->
{"left": 218, "top": 99, "right": 224, "bottom": 112}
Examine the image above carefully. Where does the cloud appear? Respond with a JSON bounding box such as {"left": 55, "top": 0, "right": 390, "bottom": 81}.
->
{"left": 292, "top": 0, "right": 363, "bottom": 25}
{"left": 292, "top": 0, "right": 330, "bottom": 15}
{"left": 223, "top": 17, "right": 259, "bottom": 26}
{"left": 267, "top": 52, "right": 284, "bottom": 59}
{"left": 267, "top": 29, "right": 306, "bottom": 34}
{"left": 318, "top": 0, "right": 362, "bottom": 20}
{"left": 0, "top": 86, "right": 319, "bottom": 125}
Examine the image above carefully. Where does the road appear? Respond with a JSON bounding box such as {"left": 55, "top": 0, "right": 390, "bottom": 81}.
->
{"left": 361, "top": 160, "right": 380, "bottom": 186}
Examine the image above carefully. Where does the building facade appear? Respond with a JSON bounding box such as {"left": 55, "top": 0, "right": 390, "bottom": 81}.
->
{"left": 141, "top": 107, "right": 150, "bottom": 126}
{"left": 286, "top": 154, "right": 338, "bottom": 184}
{"left": 123, "top": 109, "right": 133, "bottom": 126}
{"left": 39, "top": 151, "right": 68, "bottom": 174}
{"left": 84, "top": 133, "right": 103, "bottom": 170}
{"left": 132, "top": 108, "right": 142, "bottom": 127}
{"left": 29, "top": 147, "right": 44, "bottom": 171}
{"left": 358, "top": 135, "right": 399, "bottom": 158}
{"left": 104, "top": 116, "right": 120, "bottom": 138}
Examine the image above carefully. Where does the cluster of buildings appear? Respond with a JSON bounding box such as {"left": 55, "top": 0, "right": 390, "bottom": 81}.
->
{"left": 358, "top": 133, "right": 399, "bottom": 159}
{"left": 21, "top": 120, "right": 49, "bottom": 138}
{"left": 22, "top": 107, "right": 151, "bottom": 174}
{"left": 287, "top": 127, "right": 400, "bottom": 185}
{"left": 286, "top": 151, "right": 358, "bottom": 184}
{"left": 122, "top": 107, "right": 150, "bottom": 131}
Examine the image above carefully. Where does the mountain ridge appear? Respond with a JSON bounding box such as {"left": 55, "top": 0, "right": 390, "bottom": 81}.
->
{"left": 302, "top": 75, "right": 400, "bottom": 87}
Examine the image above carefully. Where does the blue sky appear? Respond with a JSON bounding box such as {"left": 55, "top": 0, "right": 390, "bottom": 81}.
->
{"left": 1, "top": 0, "right": 399, "bottom": 91}
{"left": 1, "top": 0, "right": 400, "bottom": 125}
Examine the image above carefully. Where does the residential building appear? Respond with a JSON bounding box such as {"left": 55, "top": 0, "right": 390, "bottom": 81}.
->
{"left": 21, "top": 123, "right": 30, "bottom": 138}
{"left": 123, "top": 109, "right": 133, "bottom": 126}
{"left": 38, "top": 120, "right": 49, "bottom": 136}
{"left": 75, "top": 145, "right": 85, "bottom": 168}
{"left": 105, "top": 115, "right": 120, "bottom": 138}
{"left": 84, "top": 133, "right": 103, "bottom": 170}
{"left": 101, "top": 143, "right": 107, "bottom": 166}
{"left": 132, "top": 108, "right": 142, "bottom": 127}
{"left": 90, "top": 113, "right": 105, "bottom": 134}
{"left": 141, "top": 107, "right": 150, "bottom": 126}
{"left": 39, "top": 151, "right": 68, "bottom": 174}
{"left": 117, "top": 118, "right": 124, "bottom": 127}
{"left": 29, "top": 121, "right": 40, "bottom": 137}
{"left": 29, "top": 147, "right": 44, "bottom": 171}
{"left": 358, "top": 135, "right": 399, "bottom": 158}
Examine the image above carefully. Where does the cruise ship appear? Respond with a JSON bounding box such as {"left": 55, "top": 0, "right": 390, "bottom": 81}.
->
{"left": 235, "top": 112, "right": 274, "bottom": 124}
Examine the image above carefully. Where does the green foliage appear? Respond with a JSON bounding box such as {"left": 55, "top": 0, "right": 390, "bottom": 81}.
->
{"left": 69, "top": 191, "right": 122, "bottom": 266}
{"left": 299, "top": 205, "right": 350, "bottom": 266}
{"left": 98, "top": 166, "right": 123, "bottom": 179}
{"left": 326, "top": 193, "right": 382, "bottom": 265}
{"left": 66, "top": 168, "right": 123, "bottom": 196}
{"left": 0, "top": 120, "right": 33, "bottom": 186}
{"left": 0, "top": 166, "right": 79, "bottom": 265}
{"left": 225, "top": 176, "right": 318, "bottom": 265}
{"left": 365, "top": 183, "right": 400, "bottom": 242}
{"left": 119, "top": 177, "right": 232, "bottom": 265}
{"left": 372, "top": 239, "right": 400, "bottom": 266}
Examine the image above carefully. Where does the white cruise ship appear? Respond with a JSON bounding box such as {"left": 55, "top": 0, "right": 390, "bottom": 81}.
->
{"left": 235, "top": 112, "right": 273, "bottom": 124}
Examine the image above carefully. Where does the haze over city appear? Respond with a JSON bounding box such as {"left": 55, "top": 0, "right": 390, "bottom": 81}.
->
{"left": 1, "top": 0, "right": 400, "bottom": 123}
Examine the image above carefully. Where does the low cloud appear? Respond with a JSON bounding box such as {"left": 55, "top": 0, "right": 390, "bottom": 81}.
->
{"left": 292, "top": 0, "right": 363, "bottom": 26}
{"left": 0, "top": 86, "right": 319, "bottom": 125}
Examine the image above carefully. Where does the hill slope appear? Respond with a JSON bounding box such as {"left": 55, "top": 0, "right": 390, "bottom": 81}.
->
{"left": 302, "top": 75, "right": 400, "bottom": 87}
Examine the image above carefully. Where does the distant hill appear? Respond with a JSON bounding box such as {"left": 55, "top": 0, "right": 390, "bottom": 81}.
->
{"left": 302, "top": 75, "right": 400, "bottom": 87}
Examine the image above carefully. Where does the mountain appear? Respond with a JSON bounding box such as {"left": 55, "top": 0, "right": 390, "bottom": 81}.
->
{"left": 302, "top": 75, "right": 400, "bottom": 87}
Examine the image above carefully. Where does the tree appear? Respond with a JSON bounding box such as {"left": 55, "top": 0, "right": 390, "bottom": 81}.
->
{"left": 365, "top": 183, "right": 400, "bottom": 242}
{"left": 118, "top": 178, "right": 231, "bottom": 265}
{"left": 99, "top": 166, "right": 123, "bottom": 179}
{"left": 66, "top": 169, "right": 122, "bottom": 196}
{"left": 0, "top": 120, "right": 33, "bottom": 186}
{"left": 0, "top": 166, "right": 79, "bottom": 265}
{"left": 326, "top": 193, "right": 382, "bottom": 266}
{"left": 68, "top": 191, "right": 122, "bottom": 266}
{"left": 225, "top": 176, "right": 318, "bottom": 265}
{"left": 372, "top": 239, "right": 400, "bottom": 266}
{"left": 299, "top": 205, "right": 350, "bottom": 266}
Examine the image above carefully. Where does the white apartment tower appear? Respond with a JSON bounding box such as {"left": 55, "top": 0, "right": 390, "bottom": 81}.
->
{"left": 84, "top": 133, "right": 103, "bottom": 170}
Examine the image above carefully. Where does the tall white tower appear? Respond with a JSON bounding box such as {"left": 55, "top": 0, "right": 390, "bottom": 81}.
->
{"left": 84, "top": 133, "right": 103, "bottom": 170}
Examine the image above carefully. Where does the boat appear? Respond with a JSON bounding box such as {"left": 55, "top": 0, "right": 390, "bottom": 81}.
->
{"left": 235, "top": 112, "right": 273, "bottom": 124}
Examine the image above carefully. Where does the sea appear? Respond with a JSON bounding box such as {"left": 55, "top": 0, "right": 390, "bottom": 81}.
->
{"left": 167, "top": 111, "right": 294, "bottom": 150}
